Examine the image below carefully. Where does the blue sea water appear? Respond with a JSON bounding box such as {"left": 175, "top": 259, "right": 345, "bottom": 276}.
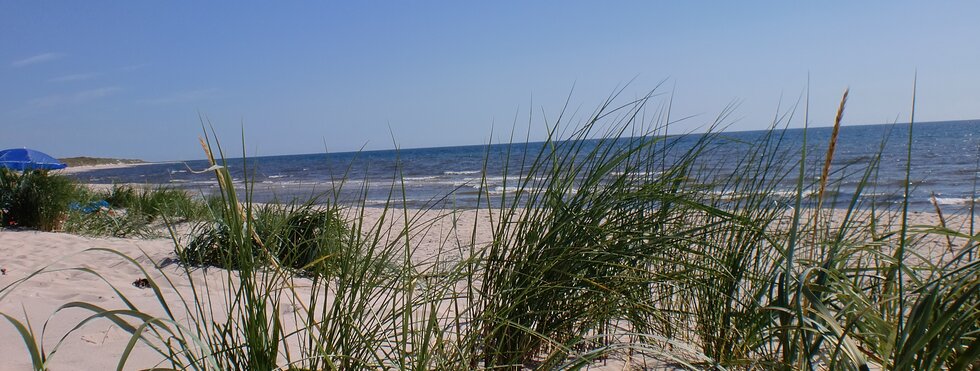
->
{"left": 67, "top": 120, "right": 980, "bottom": 211}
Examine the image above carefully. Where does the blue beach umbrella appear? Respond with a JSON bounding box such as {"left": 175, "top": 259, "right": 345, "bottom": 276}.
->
{"left": 0, "top": 148, "right": 67, "bottom": 171}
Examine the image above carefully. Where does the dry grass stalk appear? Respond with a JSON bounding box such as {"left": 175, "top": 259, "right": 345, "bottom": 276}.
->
{"left": 929, "top": 193, "right": 955, "bottom": 253}
{"left": 818, "top": 88, "right": 849, "bottom": 204}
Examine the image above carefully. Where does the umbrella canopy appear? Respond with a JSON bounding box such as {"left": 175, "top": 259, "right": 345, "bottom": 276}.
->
{"left": 0, "top": 148, "right": 67, "bottom": 171}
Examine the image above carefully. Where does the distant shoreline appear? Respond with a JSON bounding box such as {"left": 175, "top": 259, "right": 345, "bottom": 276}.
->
{"left": 56, "top": 162, "right": 153, "bottom": 174}
{"left": 55, "top": 157, "right": 188, "bottom": 175}
{"left": 58, "top": 156, "right": 146, "bottom": 167}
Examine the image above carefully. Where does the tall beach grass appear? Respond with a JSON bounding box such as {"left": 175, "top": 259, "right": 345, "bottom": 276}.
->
{"left": 0, "top": 88, "right": 977, "bottom": 370}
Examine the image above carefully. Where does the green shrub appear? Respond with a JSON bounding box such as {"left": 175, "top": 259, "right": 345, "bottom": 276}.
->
{"left": 105, "top": 184, "right": 138, "bottom": 208}
{"left": 271, "top": 204, "right": 351, "bottom": 273}
{"left": 179, "top": 202, "right": 352, "bottom": 275}
{"left": 61, "top": 208, "right": 154, "bottom": 238}
{"left": 104, "top": 184, "right": 205, "bottom": 222}
{"left": 0, "top": 169, "right": 81, "bottom": 231}
{"left": 56, "top": 184, "right": 208, "bottom": 238}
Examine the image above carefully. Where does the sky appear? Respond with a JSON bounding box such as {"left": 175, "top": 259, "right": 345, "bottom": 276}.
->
{"left": 2, "top": 1, "right": 979, "bottom": 161}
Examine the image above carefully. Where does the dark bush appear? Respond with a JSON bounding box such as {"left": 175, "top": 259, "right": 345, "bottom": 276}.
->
{"left": 102, "top": 184, "right": 206, "bottom": 222}
{"left": 179, "top": 203, "right": 352, "bottom": 275}
{"left": 62, "top": 208, "right": 154, "bottom": 238}
{"left": 105, "top": 184, "right": 138, "bottom": 209}
{"left": 0, "top": 169, "right": 80, "bottom": 231}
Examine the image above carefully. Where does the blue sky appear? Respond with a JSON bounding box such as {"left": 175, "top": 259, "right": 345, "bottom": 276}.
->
{"left": 2, "top": 2, "right": 979, "bottom": 161}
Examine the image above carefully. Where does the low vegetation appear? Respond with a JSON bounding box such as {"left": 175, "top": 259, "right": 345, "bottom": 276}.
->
{"left": 103, "top": 184, "right": 210, "bottom": 222}
{"left": 179, "top": 201, "right": 352, "bottom": 275}
{"left": 1, "top": 90, "right": 978, "bottom": 370}
{"left": 58, "top": 156, "right": 145, "bottom": 167}
{"left": 59, "top": 185, "right": 208, "bottom": 238}
{"left": 0, "top": 168, "right": 81, "bottom": 231}
{"left": 0, "top": 169, "right": 211, "bottom": 237}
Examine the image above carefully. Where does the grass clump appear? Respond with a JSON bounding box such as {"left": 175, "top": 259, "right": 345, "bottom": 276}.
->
{"left": 62, "top": 184, "right": 210, "bottom": 238}
{"left": 0, "top": 168, "right": 82, "bottom": 231}
{"left": 61, "top": 207, "right": 154, "bottom": 238}
{"left": 179, "top": 201, "right": 352, "bottom": 275}
{"left": 105, "top": 184, "right": 208, "bottom": 222}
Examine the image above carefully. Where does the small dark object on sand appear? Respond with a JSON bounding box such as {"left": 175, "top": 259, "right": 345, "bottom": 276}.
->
{"left": 132, "top": 278, "right": 150, "bottom": 289}
{"left": 1, "top": 268, "right": 6, "bottom": 275}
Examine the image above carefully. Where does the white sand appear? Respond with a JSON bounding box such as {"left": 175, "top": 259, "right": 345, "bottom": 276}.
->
{"left": 0, "top": 208, "right": 971, "bottom": 370}
{"left": 0, "top": 230, "right": 184, "bottom": 370}
{"left": 0, "top": 207, "right": 496, "bottom": 370}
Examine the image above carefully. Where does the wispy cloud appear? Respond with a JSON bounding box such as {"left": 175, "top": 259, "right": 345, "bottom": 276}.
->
{"left": 140, "top": 88, "right": 219, "bottom": 105}
{"left": 28, "top": 86, "right": 122, "bottom": 108}
{"left": 48, "top": 73, "right": 99, "bottom": 83}
{"left": 73, "top": 86, "right": 121, "bottom": 101}
{"left": 11, "top": 52, "right": 66, "bottom": 67}
{"left": 122, "top": 63, "right": 149, "bottom": 71}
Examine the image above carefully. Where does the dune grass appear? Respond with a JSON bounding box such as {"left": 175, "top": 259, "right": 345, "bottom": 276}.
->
{"left": 0, "top": 165, "right": 212, "bottom": 237}
{"left": 0, "top": 168, "right": 81, "bottom": 231}
{"left": 1, "top": 89, "right": 978, "bottom": 370}
{"left": 103, "top": 184, "right": 211, "bottom": 222}
{"left": 178, "top": 200, "right": 352, "bottom": 275}
{"left": 60, "top": 184, "right": 211, "bottom": 238}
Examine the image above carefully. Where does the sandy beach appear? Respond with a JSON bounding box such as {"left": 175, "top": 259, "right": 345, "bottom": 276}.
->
{"left": 0, "top": 207, "right": 497, "bottom": 370}
{"left": 0, "top": 206, "right": 973, "bottom": 370}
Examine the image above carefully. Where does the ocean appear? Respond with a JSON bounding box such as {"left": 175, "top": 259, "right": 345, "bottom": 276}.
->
{"left": 67, "top": 120, "right": 980, "bottom": 211}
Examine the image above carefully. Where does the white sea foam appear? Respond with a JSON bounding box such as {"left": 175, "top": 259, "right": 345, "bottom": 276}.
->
{"left": 610, "top": 170, "right": 663, "bottom": 177}
{"left": 451, "top": 175, "right": 545, "bottom": 187}
{"left": 704, "top": 189, "right": 816, "bottom": 201}
{"left": 403, "top": 176, "right": 440, "bottom": 181}
{"left": 275, "top": 180, "right": 332, "bottom": 186}
{"left": 862, "top": 191, "right": 893, "bottom": 197}
{"left": 486, "top": 186, "right": 539, "bottom": 195}
{"left": 444, "top": 170, "right": 481, "bottom": 175}
{"left": 771, "top": 189, "right": 817, "bottom": 198}
{"left": 486, "top": 186, "right": 515, "bottom": 195}
{"left": 933, "top": 197, "right": 979, "bottom": 205}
